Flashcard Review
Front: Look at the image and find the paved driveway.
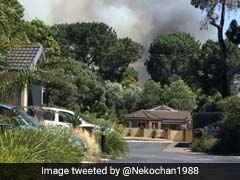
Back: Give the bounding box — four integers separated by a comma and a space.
110, 141, 240, 163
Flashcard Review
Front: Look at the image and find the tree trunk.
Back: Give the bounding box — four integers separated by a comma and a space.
217, 27, 230, 97
218, 0, 230, 97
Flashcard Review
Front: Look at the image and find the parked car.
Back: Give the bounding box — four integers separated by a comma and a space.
0, 103, 40, 129
0, 103, 87, 152
26, 106, 96, 129
193, 121, 223, 138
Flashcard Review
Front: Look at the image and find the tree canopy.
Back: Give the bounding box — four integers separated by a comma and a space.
146, 32, 200, 85
191, 0, 240, 97
140, 80, 163, 109
53, 23, 143, 81
194, 40, 240, 94
162, 80, 197, 110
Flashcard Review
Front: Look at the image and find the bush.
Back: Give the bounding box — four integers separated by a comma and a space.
95, 126, 128, 158
126, 128, 132, 137
0, 128, 83, 163
213, 96, 240, 154
191, 133, 217, 152
151, 129, 157, 138
71, 128, 101, 162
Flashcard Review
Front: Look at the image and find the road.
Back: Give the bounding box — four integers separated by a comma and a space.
109, 141, 240, 163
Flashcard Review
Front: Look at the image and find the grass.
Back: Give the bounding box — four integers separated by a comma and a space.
71, 128, 101, 162
95, 126, 128, 159
0, 128, 83, 163
191, 133, 217, 153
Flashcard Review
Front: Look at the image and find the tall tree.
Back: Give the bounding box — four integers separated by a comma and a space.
140, 80, 163, 109
54, 23, 143, 81
194, 40, 240, 94
146, 32, 200, 86
191, 0, 240, 97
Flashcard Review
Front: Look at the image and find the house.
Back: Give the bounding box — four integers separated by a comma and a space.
6, 45, 46, 107
123, 105, 193, 142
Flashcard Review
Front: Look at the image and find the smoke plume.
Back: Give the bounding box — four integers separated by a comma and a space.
49, 0, 216, 84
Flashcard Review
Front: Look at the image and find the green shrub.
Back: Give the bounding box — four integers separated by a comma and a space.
0, 128, 83, 163
213, 96, 240, 154
191, 133, 217, 152
151, 129, 157, 138
96, 126, 128, 158
127, 128, 132, 137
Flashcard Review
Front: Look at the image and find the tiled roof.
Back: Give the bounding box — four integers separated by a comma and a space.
124, 106, 192, 121
7, 45, 46, 70
124, 110, 160, 119
150, 105, 178, 112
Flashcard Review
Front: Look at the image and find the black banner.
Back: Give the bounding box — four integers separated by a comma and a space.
0, 163, 239, 180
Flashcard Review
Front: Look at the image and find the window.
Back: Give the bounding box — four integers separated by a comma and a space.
43, 110, 55, 121
59, 112, 73, 123
137, 121, 146, 128
152, 122, 158, 129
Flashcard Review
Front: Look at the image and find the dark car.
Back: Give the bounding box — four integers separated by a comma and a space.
0, 103, 40, 130
194, 121, 223, 138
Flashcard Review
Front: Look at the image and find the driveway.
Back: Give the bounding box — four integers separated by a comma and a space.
109, 141, 240, 163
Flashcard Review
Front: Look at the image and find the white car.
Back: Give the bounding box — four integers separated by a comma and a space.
26, 107, 95, 128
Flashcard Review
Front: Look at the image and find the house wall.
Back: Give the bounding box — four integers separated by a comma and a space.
20, 85, 28, 107
170, 130, 185, 142
124, 118, 193, 142
124, 128, 165, 138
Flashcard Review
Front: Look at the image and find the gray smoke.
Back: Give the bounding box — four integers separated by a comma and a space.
49, 0, 216, 84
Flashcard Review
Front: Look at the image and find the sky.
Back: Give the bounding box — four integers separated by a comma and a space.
18, 0, 240, 84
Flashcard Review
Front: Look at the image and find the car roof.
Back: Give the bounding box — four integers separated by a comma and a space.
41, 107, 74, 114
0, 103, 15, 109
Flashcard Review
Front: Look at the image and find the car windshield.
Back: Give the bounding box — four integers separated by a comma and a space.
15, 108, 40, 127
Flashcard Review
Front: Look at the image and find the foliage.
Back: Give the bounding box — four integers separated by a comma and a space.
123, 67, 139, 81
0, 128, 83, 163
81, 112, 113, 129
95, 127, 128, 158
0, 0, 24, 37
104, 81, 142, 118
162, 80, 197, 110
24, 19, 60, 57
146, 32, 200, 86
151, 129, 157, 138
140, 80, 162, 109
121, 75, 139, 88
126, 128, 132, 137
193, 40, 240, 95
213, 96, 240, 154
54, 23, 143, 81
191, 0, 240, 97
0, 71, 32, 102
71, 128, 101, 162
33, 58, 107, 115
194, 90, 223, 112
191, 132, 217, 152
226, 19, 240, 45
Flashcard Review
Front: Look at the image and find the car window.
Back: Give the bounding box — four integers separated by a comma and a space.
59, 112, 73, 123
43, 110, 55, 121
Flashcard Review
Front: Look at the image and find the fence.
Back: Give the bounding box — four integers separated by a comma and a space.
192, 112, 223, 129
